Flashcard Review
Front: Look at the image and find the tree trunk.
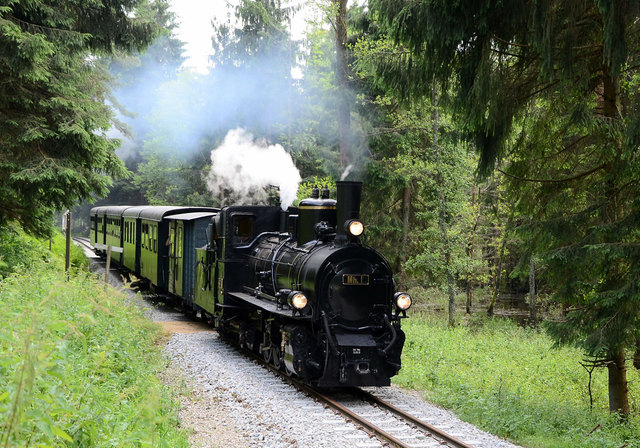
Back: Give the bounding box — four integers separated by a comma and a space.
431, 85, 456, 326
447, 268, 456, 327
333, 0, 351, 168
607, 349, 630, 418
529, 254, 536, 326
487, 237, 505, 317
600, 65, 629, 417
487, 212, 512, 317
634, 338, 640, 371
465, 185, 477, 314
399, 184, 411, 282
401, 185, 411, 252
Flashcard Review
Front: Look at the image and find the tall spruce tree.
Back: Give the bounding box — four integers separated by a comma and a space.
370, 0, 640, 416
0, 0, 159, 236
211, 0, 297, 140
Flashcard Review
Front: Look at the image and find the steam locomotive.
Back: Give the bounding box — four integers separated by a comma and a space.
90, 182, 411, 387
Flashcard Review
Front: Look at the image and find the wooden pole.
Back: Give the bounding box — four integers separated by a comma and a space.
65, 210, 71, 280
105, 245, 112, 287
529, 254, 537, 326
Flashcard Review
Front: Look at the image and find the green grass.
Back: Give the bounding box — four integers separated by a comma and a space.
395, 312, 640, 448
0, 228, 189, 447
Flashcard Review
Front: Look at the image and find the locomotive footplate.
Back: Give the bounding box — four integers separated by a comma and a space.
228, 291, 310, 319
317, 331, 393, 388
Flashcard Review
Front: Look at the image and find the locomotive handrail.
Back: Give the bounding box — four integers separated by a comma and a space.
382, 315, 398, 355
232, 231, 286, 250
321, 311, 340, 355
271, 236, 293, 293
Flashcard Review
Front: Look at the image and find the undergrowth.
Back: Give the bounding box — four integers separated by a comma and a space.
395, 312, 640, 447
0, 228, 188, 447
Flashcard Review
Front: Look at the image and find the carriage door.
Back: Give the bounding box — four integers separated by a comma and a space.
174, 222, 184, 297
168, 222, 177, 295
168, 221, 184, 296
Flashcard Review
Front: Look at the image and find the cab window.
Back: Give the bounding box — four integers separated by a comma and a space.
232, 215, 255, 246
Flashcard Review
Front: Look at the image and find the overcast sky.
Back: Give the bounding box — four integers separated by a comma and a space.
169, 0, 317, 72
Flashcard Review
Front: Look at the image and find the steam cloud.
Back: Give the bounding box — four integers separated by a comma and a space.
206, 128, 301, 209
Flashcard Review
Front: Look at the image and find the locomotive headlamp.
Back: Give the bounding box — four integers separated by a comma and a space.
394, 292, 412, 311
345, 219, 364, 237
289, 291, 308, 310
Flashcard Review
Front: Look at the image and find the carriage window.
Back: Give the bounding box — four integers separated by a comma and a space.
142, 223, 149, 250
153, 225, 157, 253
232, 215, 255, 246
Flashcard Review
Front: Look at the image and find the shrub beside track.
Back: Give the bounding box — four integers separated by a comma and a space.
0, 230, 189, 447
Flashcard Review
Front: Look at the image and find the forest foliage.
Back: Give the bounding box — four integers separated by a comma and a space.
0, 0, 162, 236
2, 0, 640, 428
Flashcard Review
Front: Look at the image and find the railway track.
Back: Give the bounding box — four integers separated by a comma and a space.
72, 236, 94, 252
82, 244, 479, 447
250, 351, 477, 448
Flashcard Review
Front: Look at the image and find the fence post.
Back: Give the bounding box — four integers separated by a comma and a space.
104, 245, 112, 287
65, 210, 71, 280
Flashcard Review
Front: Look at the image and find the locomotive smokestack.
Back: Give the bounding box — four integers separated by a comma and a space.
336, 181, 362, 242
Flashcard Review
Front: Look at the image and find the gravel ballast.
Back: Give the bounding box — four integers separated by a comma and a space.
84, 248, 523, 448
164, 330, 523, 448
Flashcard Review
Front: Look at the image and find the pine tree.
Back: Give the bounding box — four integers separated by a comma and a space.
371, 0, 640, 416
0, 0, 159, 236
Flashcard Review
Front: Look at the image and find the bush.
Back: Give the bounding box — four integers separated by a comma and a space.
0, 224, 88, 279
0, 223, 40, 279
0, 230, 188, 447
395, 312, 640, 448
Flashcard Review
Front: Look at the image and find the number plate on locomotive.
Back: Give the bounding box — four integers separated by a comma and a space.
342, 274, 370, 286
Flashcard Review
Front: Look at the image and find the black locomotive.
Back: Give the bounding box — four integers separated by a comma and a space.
90, 181, 411, 387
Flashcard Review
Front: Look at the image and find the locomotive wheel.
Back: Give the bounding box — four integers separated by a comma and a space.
238, 332, 247, 350
262, 345, 272, 363
271, 346, 282, 369
284, 359, 295, 377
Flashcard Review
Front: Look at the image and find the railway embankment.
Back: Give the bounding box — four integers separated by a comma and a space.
0, 228, 190, 447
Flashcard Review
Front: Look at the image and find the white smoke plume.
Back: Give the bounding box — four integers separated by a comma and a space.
206, 128, 301, 209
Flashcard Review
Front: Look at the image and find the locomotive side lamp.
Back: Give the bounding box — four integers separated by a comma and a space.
394, 292, 412, 317
288, 291, 308, 310
345, 219, 364, 237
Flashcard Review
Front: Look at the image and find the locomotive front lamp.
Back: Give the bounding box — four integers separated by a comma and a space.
289, 291, 308, 310
345, 219, 364, 237
394, 292, 412, 313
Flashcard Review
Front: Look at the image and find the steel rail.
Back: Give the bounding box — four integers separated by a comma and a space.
72, 237, 94, 251
296, 382, 414, 448
354, 388, 477, 448
249, 349, 475, 448
257, 361, 412, 448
